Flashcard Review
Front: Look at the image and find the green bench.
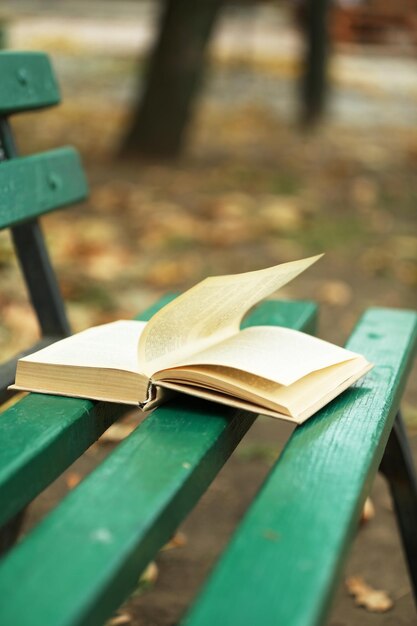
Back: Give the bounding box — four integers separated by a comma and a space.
0, 51, 416, 626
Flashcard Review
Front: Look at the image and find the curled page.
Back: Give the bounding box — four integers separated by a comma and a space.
138, 254, 323, 376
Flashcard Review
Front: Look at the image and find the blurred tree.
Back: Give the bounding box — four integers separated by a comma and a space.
296, 0, 331, 126
120, 0, 223, 159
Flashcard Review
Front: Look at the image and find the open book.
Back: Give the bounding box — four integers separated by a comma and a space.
12, 255, 372, 424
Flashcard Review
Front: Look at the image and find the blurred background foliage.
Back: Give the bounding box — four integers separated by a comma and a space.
0, 0, 416, 392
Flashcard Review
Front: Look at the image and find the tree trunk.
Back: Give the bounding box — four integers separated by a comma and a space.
120, 0, 224, 159
299, 0, 331, 127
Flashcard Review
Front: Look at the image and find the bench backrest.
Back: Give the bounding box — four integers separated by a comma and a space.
0, 51, 88, 401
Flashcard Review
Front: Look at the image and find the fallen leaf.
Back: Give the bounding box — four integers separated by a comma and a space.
259, 197, 303, 233
106, 613, 132, 626
144, 256, 202, 288
2, 303, 39, 343
134, 561, 159, 595
85, 249, 132, 281
162, 531, 187, 551
360, 497, 375, 525
210, 193, 253, 219
318, 280, 352, 306
206, 217, 257, 246
65, 472, 82, 490
351, 176, 378, 209
346, 576, 393, 612
100, 422, 136, 443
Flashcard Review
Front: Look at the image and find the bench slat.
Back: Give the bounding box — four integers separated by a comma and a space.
0, 294, 172, 528
0, 298, 315, 530
0, 147, 88, 229
183, 308, 417, 626
0, 300, 317, 626
0, 52, 60, 114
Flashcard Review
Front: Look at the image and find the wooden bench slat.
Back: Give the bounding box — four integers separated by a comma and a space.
240, 299, 317, 335
183, 308, 417, 626
0, 300, 317, 626
0, 298, 315, 530
0, 396, 127, 530
0, 52, 60, 114
0, 295, 173, 528
0, 147, 88, 229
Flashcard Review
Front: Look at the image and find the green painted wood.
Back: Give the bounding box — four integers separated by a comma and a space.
0, 296, 171, 528
0, 51, 60, 114
241, 299, 317, 335
0, 396, 126, 529
0, 300, 317, 626
0, 292, 273, 526
0, 147, 88, 229
0, 298, 313, 530
183, 307, 417, 626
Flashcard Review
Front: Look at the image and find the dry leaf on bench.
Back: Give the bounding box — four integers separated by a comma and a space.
346, 576, 393, 612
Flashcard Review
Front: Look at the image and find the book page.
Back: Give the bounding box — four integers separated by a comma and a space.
154, 356, 369, 417
159, 325, 359, 386
138, 254, 323, 376
21, 320, 147, 373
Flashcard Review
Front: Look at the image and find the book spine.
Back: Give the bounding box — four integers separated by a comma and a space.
138, 379, 157, 411
138, 380, 176, 412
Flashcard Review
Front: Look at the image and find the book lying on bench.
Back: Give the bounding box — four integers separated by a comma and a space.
11, 255, 372, 423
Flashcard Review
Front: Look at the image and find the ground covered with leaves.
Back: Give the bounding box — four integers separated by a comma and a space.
2, 37, 417, 625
